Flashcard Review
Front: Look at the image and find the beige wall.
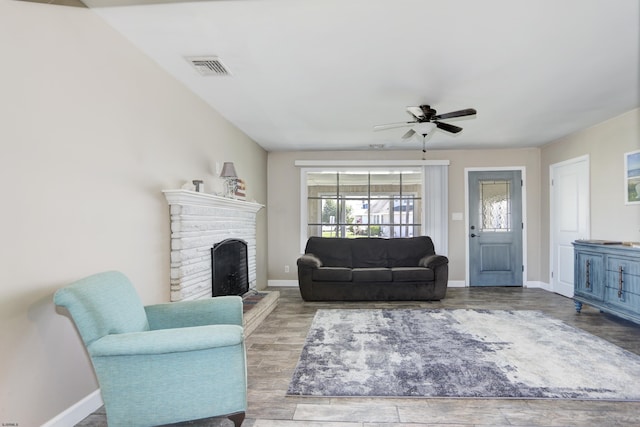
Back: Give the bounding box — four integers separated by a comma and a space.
268, 147, 542, 283
540, 108, 640, 280
0, 2, 267, 425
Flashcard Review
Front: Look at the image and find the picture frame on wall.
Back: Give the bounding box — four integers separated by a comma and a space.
625, 150, 640, 204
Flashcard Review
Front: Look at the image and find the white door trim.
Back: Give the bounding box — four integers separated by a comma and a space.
464, 166, 527, 287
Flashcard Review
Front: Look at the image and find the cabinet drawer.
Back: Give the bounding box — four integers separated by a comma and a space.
604, 285, 640, 311
607, 256, 640, 276
606, 270, 640, 295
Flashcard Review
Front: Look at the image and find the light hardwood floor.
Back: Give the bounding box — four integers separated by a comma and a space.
77, 286, 640, 427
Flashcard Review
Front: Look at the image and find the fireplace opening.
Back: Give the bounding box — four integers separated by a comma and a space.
211, 239, 249, 297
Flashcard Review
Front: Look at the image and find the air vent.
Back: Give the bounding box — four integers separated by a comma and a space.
185, 56, 231, 76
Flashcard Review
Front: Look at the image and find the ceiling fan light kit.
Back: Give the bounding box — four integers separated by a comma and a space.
413, 122, 437, 136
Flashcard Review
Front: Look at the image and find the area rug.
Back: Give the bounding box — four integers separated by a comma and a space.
287, 309, 640, 400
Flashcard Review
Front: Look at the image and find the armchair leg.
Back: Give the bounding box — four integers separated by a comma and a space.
227, 411, 245, 427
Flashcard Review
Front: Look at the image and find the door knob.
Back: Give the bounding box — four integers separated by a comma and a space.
470, 233, 477, 238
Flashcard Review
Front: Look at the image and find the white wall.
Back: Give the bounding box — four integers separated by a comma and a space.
540, 108, 640, 279
0, 2, 267, 425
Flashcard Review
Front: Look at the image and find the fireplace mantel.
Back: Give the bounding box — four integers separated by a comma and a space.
163, 189, 264, 301
163, 189, 263, 213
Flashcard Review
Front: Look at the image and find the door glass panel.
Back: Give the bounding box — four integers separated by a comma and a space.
479, 180, 511, 232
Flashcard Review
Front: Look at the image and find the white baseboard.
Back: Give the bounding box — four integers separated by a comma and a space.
42, 389, 103, 427
268, 279, 299, 287
447, 280, 467, 288
525, 280, 552, 291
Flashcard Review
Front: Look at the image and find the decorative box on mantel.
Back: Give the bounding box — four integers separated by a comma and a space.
163, 190, 264, 302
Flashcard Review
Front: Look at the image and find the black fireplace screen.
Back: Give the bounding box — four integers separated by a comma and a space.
211, 239, 249, 297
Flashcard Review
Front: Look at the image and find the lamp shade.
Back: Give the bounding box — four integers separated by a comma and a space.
220, 162, 238, 178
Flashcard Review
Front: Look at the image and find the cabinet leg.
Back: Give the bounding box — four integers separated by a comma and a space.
574, 300, 583, 313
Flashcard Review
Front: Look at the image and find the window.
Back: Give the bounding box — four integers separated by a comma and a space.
297, 160, 449, 255
306, 169, 422, 238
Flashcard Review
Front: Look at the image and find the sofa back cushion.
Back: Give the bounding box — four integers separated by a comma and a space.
305, 236, 436, 268
305, 237, 353, 267
351, 238, 389, 268
387, 236, 435, 267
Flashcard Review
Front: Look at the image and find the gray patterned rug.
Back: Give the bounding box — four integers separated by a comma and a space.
287, 309, 640, 400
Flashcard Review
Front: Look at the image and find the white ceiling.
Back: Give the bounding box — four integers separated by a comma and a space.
83, 0, 639, 152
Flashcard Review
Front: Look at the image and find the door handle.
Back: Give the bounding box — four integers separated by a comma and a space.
470, 233, 477, 238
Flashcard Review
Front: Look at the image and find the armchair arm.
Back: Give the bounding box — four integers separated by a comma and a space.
87, 324, 244, 357
419, 254, 449, 269
297, 253, 322, 268
144, 295, 243, 330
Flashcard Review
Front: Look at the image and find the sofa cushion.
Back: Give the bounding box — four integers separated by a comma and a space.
391, 267, 435, 282
352, 267, 392, 282
313, 267, 353, 282
351, 238, 388, 268
387, 236, 435, 267
305, 237, 352, 267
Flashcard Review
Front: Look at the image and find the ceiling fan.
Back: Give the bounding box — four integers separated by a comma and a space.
374, 105, 477, 140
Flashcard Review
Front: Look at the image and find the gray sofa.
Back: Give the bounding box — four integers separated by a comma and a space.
296, 236, 448, 301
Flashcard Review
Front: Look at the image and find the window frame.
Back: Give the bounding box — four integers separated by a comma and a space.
297, 160, 449, 255
305, 168, 423, 239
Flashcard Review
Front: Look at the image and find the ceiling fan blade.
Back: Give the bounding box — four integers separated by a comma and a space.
435, 121, 463, 134
373, 122, 415, 131
401, 129, 416, 139
434, 108, 477, 120
406, 106, 425, 120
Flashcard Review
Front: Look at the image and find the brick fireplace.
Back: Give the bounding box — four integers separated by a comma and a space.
163, 190, 263, 302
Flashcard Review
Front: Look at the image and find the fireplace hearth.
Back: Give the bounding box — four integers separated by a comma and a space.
211, 239, 249, 297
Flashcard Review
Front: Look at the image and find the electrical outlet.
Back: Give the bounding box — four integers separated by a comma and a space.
284, 265, 290, 273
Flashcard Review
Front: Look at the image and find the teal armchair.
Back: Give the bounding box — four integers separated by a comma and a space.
54, 271, 247, 427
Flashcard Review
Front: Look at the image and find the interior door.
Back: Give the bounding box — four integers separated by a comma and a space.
550, 157, 589, 298
468, 170, 523, 286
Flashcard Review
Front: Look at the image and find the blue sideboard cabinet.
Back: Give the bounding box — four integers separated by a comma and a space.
573, 240, 640, 325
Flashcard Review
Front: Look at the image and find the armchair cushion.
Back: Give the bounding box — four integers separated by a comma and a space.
88, 324, 244, 357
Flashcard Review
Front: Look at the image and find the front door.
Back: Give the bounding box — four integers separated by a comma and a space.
468, 170, 523, 286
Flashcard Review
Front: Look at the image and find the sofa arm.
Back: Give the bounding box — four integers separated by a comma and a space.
144, 296, 243, 330
419, 254, 449, 269
297, 253, 323, 268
